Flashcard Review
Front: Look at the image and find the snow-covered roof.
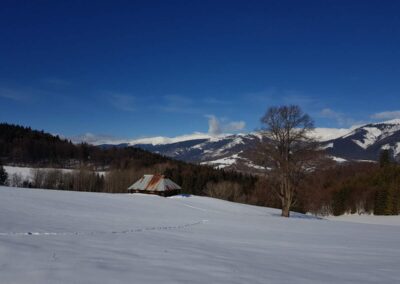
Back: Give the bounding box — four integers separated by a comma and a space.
128, 175, 181, 192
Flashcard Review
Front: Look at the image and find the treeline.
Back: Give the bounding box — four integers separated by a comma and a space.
7, 168, 105, 192
0, 123, 169, 168
4, 163, 257, 197
297, 157, 400, 215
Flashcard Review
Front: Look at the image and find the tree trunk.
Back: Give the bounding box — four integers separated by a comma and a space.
281, 199, 291, 217
280, 178, 291, 217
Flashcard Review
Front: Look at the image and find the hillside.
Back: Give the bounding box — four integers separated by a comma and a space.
322, 119, 400, 161
1, 186, 399, 283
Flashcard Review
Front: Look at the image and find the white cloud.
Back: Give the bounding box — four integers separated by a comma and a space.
206, 115, 246, 135
206, 115, 223, 135
370, 110, 400, 120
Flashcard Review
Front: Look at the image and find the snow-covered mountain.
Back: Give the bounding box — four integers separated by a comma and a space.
322, 119, 400, 162
100, 120, 400, 170
132, 133, 267, 171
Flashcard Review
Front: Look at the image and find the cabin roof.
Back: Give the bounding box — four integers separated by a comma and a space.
128, 174, 181, 192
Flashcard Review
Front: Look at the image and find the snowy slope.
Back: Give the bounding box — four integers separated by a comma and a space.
1, 186, 400, 283
323, 120, 400, 161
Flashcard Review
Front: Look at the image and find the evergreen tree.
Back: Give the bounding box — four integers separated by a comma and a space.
0, 164, 8, 186
332, 187, 349, 216
374, 189, 388, 215
379, 149, 391, 168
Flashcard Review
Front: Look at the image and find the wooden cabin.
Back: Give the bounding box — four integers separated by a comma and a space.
127, 174, 181, 197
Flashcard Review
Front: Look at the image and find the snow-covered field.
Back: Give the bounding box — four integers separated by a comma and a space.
327, 214, 400, 226
4, 166, 106, 182
1, 186, 400, 283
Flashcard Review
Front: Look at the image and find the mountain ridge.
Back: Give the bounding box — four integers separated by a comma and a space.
98, 120, 400, 171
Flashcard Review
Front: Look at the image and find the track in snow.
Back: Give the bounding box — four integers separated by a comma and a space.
0, 220, 208, 237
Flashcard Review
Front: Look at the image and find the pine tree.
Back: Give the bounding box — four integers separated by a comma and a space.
332, 187, 349, 216
374, 189, 388, 215
0, 164, 8, 186
379, 149, 391, 168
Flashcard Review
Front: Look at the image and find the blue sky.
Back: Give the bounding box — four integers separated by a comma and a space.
1, 0, 399, 139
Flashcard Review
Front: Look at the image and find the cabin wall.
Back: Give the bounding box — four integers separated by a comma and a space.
128, 189, 178, 197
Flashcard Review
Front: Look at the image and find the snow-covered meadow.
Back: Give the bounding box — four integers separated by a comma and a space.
4, 166, 106, 182
1, 186, 399, 283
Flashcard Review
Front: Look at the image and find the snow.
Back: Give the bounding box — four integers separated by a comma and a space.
245, 161, 266, 170
191, 143, 204, 150
327, 214, 400, 226
128, 133, 228, 146
330, 156, 347, 163
382, 118, 400, 125
1, 186, 400, 283
4, 166, 75, 181
224, 136, 245, 148
249, 131, 264, 140
378, 142, 400, 157
310, 128, 352, 141
202, 153, 266, 170
73, 132, 231, 146
356, 160, 377, 163
320, 142, 333, 150
395, 142, 400, 156
352, 127, 383, 149
70, 133, 130, 146
4, 166, 105, 182
209, 137, 245, 157
72, 120, 400, 148
201, 154, 239, 169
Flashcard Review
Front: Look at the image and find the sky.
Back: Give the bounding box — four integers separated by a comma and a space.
1, 0, 400, 141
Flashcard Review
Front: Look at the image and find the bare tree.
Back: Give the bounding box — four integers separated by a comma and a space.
204, 181, 245, 202
10, 173, 23, 187
260, 105, 320, 217
31, 169, 46, 188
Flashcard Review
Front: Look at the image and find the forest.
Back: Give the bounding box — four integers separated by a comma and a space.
1, 123, 399, 215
